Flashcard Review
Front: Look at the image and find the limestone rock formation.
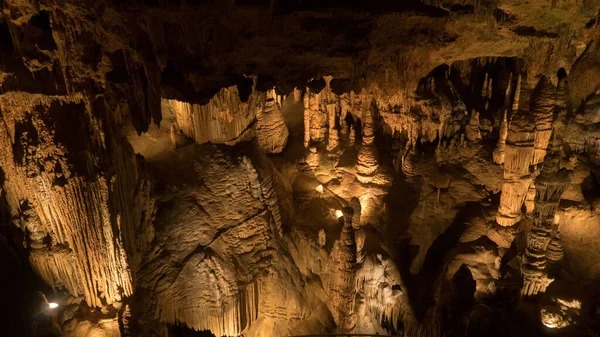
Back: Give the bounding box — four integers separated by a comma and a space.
356, 100, 379, 182
2, 1, 600, 336
165, 85, 261, 145
255, 89, 289, 153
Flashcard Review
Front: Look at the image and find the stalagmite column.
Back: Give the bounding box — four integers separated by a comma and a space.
466, 109, 482, 141
326, 103, 340, 151
493, 110, 509, 164
521, 141, 571, 296
545, 231, 564, 277
340, 96, 350, 137
333, 206, 357, 333
356, 103, 379, 182
303, 90, 311, 148
340, 112, 348, 137
255, 90, 289, 153
531, 76, 556, 165
294, 87, 303, 103
496, 78, 535, 227
524, 183, 536, 214
318, 229, 327, 247
349, 127, 356, 146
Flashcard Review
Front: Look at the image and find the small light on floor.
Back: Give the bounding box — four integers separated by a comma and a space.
335, 210, 343, 218
315, 185, 324, 193
48, 302, 58, 309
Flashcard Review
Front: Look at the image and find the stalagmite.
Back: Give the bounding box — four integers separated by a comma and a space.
294, 87, 303, 103
493, 110, 509, 164
521, 141, 571, 296
340, 112, 349, 137
332, 207, 357, 333
318, 229, 327, 247
356, 103, 379, 182
255, 89, 289, 153
466, 110, 481, 141
349, 127, 356, 146
326, 103, 339, 151
402, 147, 433, 179
304, 91, 311, 148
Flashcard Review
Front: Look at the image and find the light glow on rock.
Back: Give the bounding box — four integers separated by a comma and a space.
335, 210, 343, 218
315, 184, 324, 193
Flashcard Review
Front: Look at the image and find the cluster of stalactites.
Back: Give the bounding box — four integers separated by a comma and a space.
166, 85, 260, 145
160, 281, 260, 337
303, 79, 346, 150
496, 74, 562, 228
493, 73, 519, 164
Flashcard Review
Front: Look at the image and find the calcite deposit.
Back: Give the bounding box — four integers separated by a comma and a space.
2, 1, 600, 337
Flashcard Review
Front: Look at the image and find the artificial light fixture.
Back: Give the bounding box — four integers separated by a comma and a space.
48, 302, 59, 309
315, 184, 324, 193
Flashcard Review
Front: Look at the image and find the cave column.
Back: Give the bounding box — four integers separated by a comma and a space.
355, 100, 379, 182
333, 206, 357, 333
303, 89, 311, 148
326, 101, 340, 151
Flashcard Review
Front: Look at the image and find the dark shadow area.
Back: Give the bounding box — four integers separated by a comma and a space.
170, 323, 217, 337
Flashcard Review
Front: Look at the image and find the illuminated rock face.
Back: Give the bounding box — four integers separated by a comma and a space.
0, 94, 153, 308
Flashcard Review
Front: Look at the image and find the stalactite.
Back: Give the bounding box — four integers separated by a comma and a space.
503, 72, 513, 108
166, 85, 262, 145
511, 74, 522, 114
481, 73, 489, 99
